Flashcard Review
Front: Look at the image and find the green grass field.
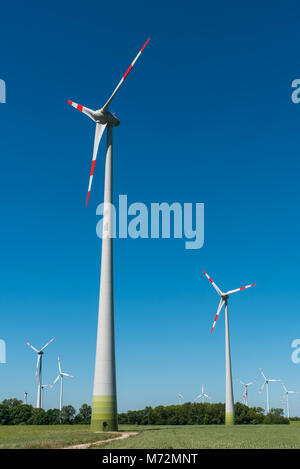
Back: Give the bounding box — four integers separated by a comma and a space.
94, 424, 300, 449
0, 425, 118, 449
1, 424, 300, 449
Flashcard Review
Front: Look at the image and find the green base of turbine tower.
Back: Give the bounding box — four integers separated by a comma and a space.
225, 411, 234, 425
91, 395, 118, 431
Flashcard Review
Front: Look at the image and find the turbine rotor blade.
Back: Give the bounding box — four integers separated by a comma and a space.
226, 283, 256, 295
259, 382, 266, 394
259, 368, 267, 380
58, 355, 61, 374
51, 375, 60, 388
26, 341, 39, 353
210, 298, 225, 334
86, 123, 107, 206
67, 101, 95, 121
61, 373, 74, 378
236, 378, 246, 385
40, 336, 55, 352
246, 380, 257, 386
203, 270, 222, 296
102, 38, 150, 111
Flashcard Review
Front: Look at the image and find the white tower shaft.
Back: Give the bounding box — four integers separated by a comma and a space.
225, 301, 234, 424
91, 125, 118, 431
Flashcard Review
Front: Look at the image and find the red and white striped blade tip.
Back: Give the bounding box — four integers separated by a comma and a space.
86, 191, 90, 207
67, 100, 84, 112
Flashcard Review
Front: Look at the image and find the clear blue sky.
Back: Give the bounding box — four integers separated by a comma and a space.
0, 0, 300, 415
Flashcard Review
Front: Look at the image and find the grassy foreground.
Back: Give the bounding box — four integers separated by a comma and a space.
1, 424, 300, 449
0, 425, 118, 449
93, 424, 300, 449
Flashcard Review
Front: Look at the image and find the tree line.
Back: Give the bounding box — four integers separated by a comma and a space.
0, 399, 91, 425
118, 402, 290, 425
0, 399, 290, 425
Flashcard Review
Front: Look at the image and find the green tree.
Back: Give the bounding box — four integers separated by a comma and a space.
9, 404, 33, 425
61, 405, 76, 424
28, 408, 48, 425
46, 408, 61, 425
1, 398, 23, 408
74, 404, 92, 424
0, 404, 10, 424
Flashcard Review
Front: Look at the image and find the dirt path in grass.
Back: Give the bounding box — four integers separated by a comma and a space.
64, 432, 138, 449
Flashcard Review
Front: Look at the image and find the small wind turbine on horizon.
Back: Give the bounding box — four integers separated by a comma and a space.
40, 384, 51, 409
258, 368, 280, 413
178, 393, 184, 405
194, 384, 211, 403
51, 355, 74, 411
26, 337, 55, 408
236, 378, 257, 407
281, 382, 298, 419
203, 270, 256, 425
24, 391, 28, 405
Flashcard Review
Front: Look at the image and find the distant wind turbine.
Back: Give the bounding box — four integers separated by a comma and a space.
259, 368, 280, 413
194, 384, 211, 402
51, 355, 74, 411
281, 382, 298, 419
203, 270, 256, 425
236, 378, 257, 406
25, 337, 55, 408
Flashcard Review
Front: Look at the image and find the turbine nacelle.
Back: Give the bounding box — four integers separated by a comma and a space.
93, 109, 120, 127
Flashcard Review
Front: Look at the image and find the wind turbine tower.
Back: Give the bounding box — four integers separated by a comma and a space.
67, 38, 150, 431
203, 270, 256, 425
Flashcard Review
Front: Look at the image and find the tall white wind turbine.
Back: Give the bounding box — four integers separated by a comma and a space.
194, 384, 211, 403
258, 368, 280, 413
67, 38, 150, 431
51, 355, 74, 411
203, 270, 256, 425
25, 337, 55, 408
281, 382, 298, 419
236, 378, 256, 406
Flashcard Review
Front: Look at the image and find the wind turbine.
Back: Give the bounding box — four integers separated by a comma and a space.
25, 337, 55, 408
40, 384, 51, 409
51, 355, 74, 411
178, 393, 184, 405
258, 368, 280, 413
281, 382, 298, 419
203, 270, 256, 425
236, 378, 256, 406
67, 38, 150, 431
194, 384, 211, 403
24, 391, 28, 405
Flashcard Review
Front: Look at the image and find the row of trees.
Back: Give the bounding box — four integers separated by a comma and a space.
0, 399, 91, 425
0, 399, 290, 425
118, 402, 290, 425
